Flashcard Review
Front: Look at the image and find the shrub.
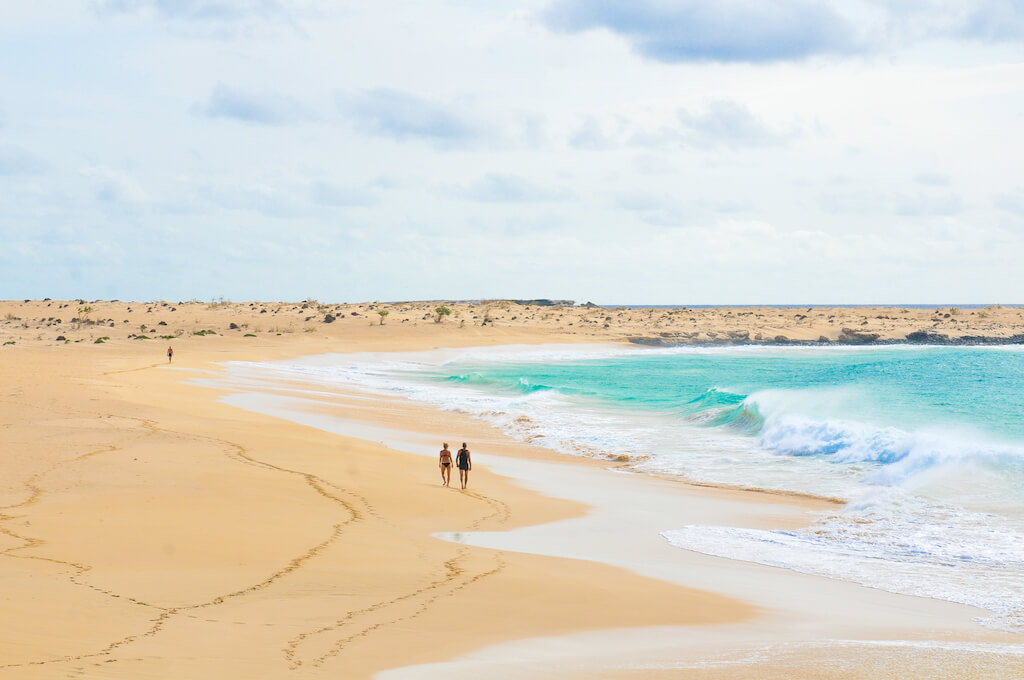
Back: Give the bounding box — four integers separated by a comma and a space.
435, 305, 451, 323
377, 309, 389, 325
244, 333, 256, 337
94, 337, 110, 344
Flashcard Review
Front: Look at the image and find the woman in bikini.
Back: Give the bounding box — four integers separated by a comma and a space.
457, 443, 472, 489
439, 443, 453, 486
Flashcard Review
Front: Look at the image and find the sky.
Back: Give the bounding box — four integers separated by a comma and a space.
2, 0, 1023, 304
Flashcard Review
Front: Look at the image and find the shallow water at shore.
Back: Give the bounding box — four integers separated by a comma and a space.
228, 344, 1024, 634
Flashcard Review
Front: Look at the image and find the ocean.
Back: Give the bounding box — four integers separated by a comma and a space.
232, 344, 1024, 634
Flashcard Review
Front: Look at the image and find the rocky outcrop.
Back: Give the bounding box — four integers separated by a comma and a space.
904, 331, 1024, 345
513, 299, 575, 307
837, 327, 881, 344
628, 329, 1024, 347
905, 330, 951, 344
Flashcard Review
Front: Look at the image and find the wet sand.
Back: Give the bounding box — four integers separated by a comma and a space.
1, 299, 1022, 678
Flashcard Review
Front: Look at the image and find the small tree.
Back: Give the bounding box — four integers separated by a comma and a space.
434, 305, 451, 323
76, 306, 93, 328
377, 309, 389, 325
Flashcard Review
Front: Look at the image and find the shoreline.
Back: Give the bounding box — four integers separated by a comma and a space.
207, 345, 1024, 678
2, 302, 1023, 678
1, 334, 757, 678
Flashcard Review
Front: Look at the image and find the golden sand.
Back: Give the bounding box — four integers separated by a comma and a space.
1, 299, 1021, 678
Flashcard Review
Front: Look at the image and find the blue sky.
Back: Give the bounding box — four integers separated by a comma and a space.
2, 1, 1023, 303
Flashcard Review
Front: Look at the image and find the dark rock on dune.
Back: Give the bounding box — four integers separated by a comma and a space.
324, 313, 336, 323
229, 322, 239, 330
838, 327, 880, 344
627, 335, 681, 346
905, 330, 951, 344
55, 335, 65, 341
514, 299, 574, 307
630, 327, 1024, 348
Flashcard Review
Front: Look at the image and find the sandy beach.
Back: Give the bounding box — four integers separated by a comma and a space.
2, 299, 1023, 678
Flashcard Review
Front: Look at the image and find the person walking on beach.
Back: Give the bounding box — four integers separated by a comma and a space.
439, 442, 453, 486
167, 346, 173, 364
457, 442, 472, 489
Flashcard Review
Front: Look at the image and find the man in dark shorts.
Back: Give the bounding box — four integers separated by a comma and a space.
439, 443, 452, 487
457, 442, 472, 489
167, 346, 173, 363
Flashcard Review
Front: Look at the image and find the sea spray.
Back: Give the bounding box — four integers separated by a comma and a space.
227, 344, 1024, 632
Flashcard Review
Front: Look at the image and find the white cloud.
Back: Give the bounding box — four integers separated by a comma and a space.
3, 1, 1024, 303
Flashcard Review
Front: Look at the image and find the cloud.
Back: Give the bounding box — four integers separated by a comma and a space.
569, 117, 613, 150
80, 165, 149, 203
915, 172, 950, 186
543, 0, 860, 63
94, 0, 293, 22
450, 174, 567, 203
198, 83, 314, 125
616, 192, 688, 227
954, 0, 1024, 42
310, 181, 378, 207
0, 145, 46, 175
677, 100, 797, 148
893, 193, 962, 217
339, 89, 477, 144
995, 189, 1024, 216
820, 188, 962, 217
626, 100, 797, 150
201, 183, 299, 217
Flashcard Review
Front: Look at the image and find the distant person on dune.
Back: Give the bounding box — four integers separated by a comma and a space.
167, 346, 173, 363
457, 442, 472, 489
439, 442, 452, 486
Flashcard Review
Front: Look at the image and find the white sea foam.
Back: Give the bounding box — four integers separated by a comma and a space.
224, 345, 1024, 634
664, 491, 1024, 633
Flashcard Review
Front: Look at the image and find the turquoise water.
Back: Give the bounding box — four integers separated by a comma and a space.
240, 344, 1024, 632
429, 347, 1024, 496
401, 346, 1024, 631
442, 347, 1024, 441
